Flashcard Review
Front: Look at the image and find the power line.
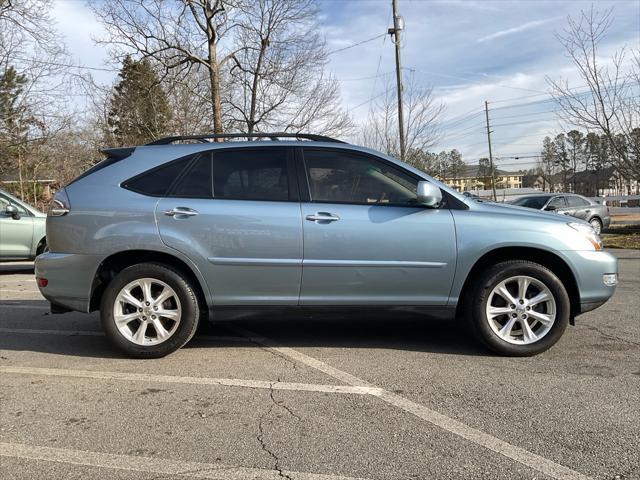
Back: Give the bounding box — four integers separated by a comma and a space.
327, 33, 386, 55
336, 71, 395, 82
489, 74, 637, 104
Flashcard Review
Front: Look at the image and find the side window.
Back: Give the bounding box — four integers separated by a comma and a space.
548, 196, 566, 209
212, 148, 290, 201
170, 154, 212, 198
123, 156, 192, 197
567, 196, 589, 207
303, 149, 418, 205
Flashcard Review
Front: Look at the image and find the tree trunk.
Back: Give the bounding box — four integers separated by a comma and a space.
206, 23, 223, 137
208, 50, 223, 135
247, 40, 268, 135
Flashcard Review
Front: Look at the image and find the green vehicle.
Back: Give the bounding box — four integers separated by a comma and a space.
0, 188, 47, 261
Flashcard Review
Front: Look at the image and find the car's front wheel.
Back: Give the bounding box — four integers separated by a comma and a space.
100, 263, 200, 358
466, 260, 570, 356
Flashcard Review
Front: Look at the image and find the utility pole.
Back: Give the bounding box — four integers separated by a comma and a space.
484, 100, 497, 201
389, 0, 405, 162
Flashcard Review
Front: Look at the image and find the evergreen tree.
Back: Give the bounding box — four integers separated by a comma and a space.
107, 56, 171, 146
554, 134, 569, 190
539, 136, 557, 192
447, 149, 465, 179
566, 130, 585, 192
0, 66, 30, 174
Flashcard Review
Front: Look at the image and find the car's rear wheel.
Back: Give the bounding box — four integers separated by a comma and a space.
100, 263, 200, 358
466, 260, 570, 356
589, 217, 602, 235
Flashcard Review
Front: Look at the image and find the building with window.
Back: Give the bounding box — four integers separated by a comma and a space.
441, 165, 523, 193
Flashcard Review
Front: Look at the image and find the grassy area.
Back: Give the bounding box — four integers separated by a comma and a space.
601, 223, 640, 249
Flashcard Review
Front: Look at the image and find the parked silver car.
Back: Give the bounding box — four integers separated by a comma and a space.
509, 193, 610, 234
35, 133, 618, 358
0, 188, 47, 261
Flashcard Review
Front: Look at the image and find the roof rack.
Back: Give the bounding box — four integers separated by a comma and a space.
145, 132, 345, 146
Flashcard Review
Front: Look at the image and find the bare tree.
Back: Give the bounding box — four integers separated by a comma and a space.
0, 0, 78, 200
225, 0, 352, 136
547, 7, 640, 180
361, 74, 444, 167
91, 0, 242, 135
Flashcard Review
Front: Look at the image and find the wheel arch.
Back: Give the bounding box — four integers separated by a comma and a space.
89, 249, 209, 315
456, 246, 580, 320
35, 236, 47, 255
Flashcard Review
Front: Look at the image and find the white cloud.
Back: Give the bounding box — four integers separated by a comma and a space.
477, 17, 562, 43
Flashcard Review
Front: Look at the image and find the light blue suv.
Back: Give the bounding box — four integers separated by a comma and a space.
35, 133, 618, 358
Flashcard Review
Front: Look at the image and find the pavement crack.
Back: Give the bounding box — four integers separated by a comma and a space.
256, 379, 294, 480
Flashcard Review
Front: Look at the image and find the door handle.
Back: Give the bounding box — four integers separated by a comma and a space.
163, 207, 199, 217
306, 212, 340, 223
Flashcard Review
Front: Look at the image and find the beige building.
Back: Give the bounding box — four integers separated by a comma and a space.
441, 165, 523, 192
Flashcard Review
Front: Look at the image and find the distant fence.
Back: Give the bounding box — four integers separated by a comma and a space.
588, 195, 640, 208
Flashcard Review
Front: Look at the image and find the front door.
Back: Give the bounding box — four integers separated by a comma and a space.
0, 193, 34, 259
298, 148, 457, 305
156, 147, 302, 305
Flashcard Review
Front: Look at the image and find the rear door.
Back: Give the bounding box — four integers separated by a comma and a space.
0, 193, 34, 259
297, 147, 457, 305
155, 147, 303, 305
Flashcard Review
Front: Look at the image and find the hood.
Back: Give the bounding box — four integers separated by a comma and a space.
469, 199, 587, 225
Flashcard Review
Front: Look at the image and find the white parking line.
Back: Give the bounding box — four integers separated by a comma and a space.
0, 289, 41, 293
0, 366, 381, 396
0, 442, 369, 480
230, 327, 591, 480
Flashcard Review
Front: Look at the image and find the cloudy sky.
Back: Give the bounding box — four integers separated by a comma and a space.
51, 0, 639, 170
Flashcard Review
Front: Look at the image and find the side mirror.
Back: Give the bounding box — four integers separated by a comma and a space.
5, 204, 20, 220
416, 181, 442, 207
544, 205, 556, 211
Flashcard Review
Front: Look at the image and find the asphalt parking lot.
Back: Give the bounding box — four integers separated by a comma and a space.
1, 250, 638, 480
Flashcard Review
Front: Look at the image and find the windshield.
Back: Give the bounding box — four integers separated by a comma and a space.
510, 196, 550, 209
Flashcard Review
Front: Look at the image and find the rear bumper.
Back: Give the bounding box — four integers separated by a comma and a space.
35, 252, 103, 313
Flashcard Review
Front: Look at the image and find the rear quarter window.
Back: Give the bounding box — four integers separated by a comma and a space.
122, 156, 192, 196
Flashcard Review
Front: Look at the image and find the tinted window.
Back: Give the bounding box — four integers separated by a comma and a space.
212, 148, 290, 201
548, 196, 566, 208
171, 154, 212, 198
567, 195, 590, 207
511, 196, 550, 209
124, 157, 191, 196
303, 149, 418, 205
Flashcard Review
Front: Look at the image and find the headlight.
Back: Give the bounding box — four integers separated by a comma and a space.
567, 222, 602, 251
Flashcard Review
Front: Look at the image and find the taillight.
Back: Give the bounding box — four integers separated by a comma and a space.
49, 188, 70, 216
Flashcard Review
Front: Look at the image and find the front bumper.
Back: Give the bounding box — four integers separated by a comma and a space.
560, 250, 618, 315
35, 252, 103, 313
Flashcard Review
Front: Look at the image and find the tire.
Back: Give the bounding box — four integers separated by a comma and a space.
589, 217, 602, 235
36, 238, 48, 256
100, 263, 200, 358
465, 260, 570, 356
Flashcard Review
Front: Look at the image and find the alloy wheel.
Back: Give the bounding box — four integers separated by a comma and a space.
113, 278, 182, 346
485, 275, 556, 345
